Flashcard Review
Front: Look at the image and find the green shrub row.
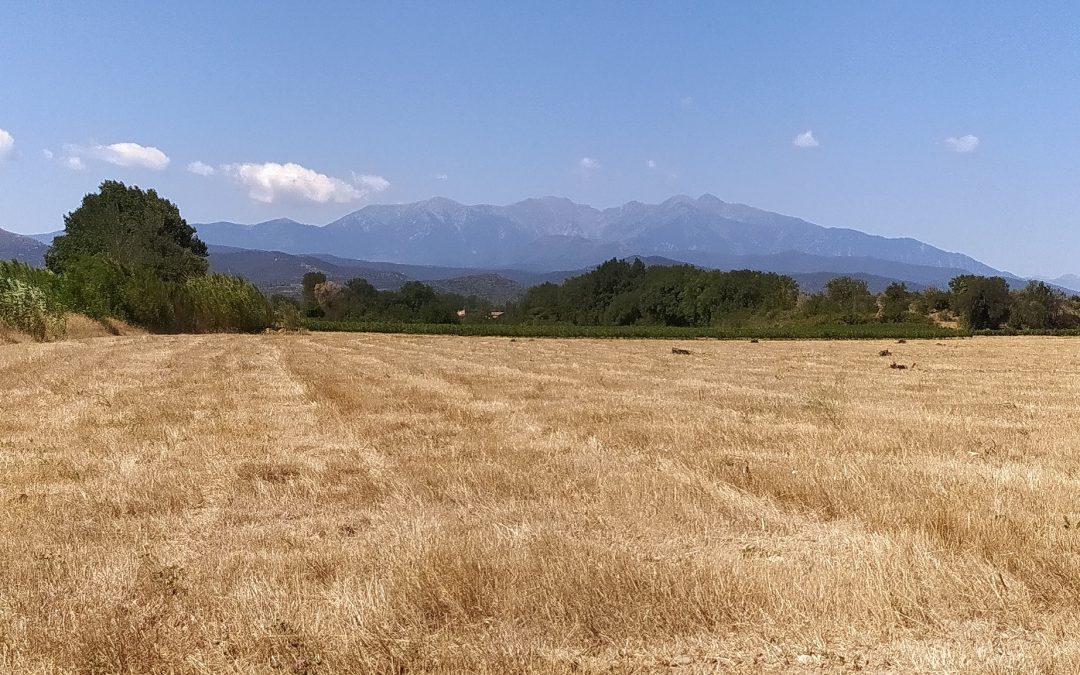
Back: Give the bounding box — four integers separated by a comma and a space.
303, 319, 969, 340
0, 256, 272, 337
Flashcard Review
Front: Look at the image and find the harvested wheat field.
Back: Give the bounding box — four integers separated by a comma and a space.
3, 333, 1080, 673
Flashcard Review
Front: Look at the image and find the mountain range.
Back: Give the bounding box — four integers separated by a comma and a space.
0, 229, 48, 266
7, 194, 1078, 299
1037, 273, 1080, 294
189, 194, 1053, 295
194, 194, 1004, 274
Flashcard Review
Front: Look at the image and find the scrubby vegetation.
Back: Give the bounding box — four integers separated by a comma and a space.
0, 257, 270, 339
173, 275, 273, 333
0, 181, 270, 340
302, 257, 1080, 337
304, 318, 966, 339
0, 264, 66, 340
288, 271, 495, 324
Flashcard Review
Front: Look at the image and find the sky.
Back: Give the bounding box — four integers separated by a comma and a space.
2, 2, 1080, 276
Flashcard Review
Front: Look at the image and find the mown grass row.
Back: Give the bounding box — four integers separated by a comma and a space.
304, 319, 970, 340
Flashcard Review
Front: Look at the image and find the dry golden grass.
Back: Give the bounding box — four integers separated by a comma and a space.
61, 315, 145, 341
2, 333, 1080, 672
0, 315, 144, 345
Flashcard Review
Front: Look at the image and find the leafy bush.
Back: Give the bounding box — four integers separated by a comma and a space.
1009, 281, 1066, 329
60, 254, 128, 319
0, 276, 66, 340
271, 295, 305, 330
120, 267, 175, 330
0, 260, 68, 298
174, 275, 272, 333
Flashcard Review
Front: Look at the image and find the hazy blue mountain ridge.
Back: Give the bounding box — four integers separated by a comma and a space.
193, 194, 1003, 276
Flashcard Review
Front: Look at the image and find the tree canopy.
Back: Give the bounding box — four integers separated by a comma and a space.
879, 282, 911, 323
46, 180, 208, 282
949, 275, 1011, 329
508, 259, 799, 326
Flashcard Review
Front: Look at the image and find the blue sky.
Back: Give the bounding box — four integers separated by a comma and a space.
2, 1, 1079, 276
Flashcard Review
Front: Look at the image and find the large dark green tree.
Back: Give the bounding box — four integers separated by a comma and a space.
949, 275, 1011, 329
46, 181, 208, 282
1010, 280, 1062, 329
879, 282, 911, 323
301, 271, 328, 317
825, 277, 874, 315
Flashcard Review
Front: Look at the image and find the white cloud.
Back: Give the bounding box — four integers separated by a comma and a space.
42, 149, 54, 160
0, 129, 13, 159
187, 160, 216, 176
98, 142, 170, 170
63, 156, 85, 171
793, 130, 819, 148
351, 172, 390, 193
222, 161, 388, 204
646, 158, 679, 181
680, 96, 694, 106
577, 156, 601, 179
434, 173, 449, 181
65, 141, 171, 170
945, 134, 979, 153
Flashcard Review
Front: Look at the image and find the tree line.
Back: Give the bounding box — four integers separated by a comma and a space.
274, 272, 495, 325
295, 256, 1080, 331
500, 259, 1079, 330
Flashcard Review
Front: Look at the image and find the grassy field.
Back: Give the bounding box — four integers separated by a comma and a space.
2, 333, 1079, 672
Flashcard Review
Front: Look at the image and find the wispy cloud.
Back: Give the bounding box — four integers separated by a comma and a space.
187, 160, 216, 176
434, 173, 449, 181
792, 130, 819, 148
680, 96, 694, 106
221, 161, 389, 204
0, 129, 13, 159
42, 149, 54, 160
578, 157, 601, 177
945, 134, 979, 153
63, 156, 85, 171
65, 141, 171, 170
646, 158, 679, 181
